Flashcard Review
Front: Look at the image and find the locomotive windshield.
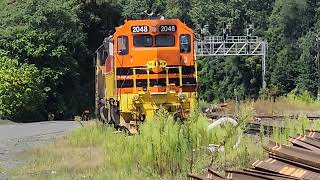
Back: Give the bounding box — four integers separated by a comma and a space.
133, 34, 175, 47
155, 35, 175, 47
133, 35, 153, 47
118, 36, 129, 55
180, 34, 191, 53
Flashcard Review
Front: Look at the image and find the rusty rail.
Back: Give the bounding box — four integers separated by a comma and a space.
188, 131, 320, 180
206, 113, 320, 120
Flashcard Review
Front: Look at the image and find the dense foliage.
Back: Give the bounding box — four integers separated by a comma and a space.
0, 0, 122, 120
0, 0, 319, 120
0, 56, 45, 120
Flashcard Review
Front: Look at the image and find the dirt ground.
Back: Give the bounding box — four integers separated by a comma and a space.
0, 121, 79, 179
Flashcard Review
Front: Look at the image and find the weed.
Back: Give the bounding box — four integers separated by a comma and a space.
206, 105, 266, 174
0, 166, 5, 173
311, 120, 320, 130
198, 99, 212, 110
287, 89, 315, 105
223, 92, 320, 117
11, 107, 266, 179
0, 120, 14, 125
98, 109, 213, 178
270, 115, 320, 144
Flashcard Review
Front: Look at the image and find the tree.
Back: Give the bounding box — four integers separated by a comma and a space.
0, 56, 45, 121
0, 0, 87, 118
267, 0, 319, 95
192, 0, 274, 101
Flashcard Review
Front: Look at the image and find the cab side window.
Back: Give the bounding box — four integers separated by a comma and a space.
180, 34, 191, 53
118, 36, 128, 55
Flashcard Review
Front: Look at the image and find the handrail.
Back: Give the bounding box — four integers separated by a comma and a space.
132, 66, 182, 93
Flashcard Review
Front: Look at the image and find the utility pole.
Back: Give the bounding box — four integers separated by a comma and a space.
317, 36, 320, 101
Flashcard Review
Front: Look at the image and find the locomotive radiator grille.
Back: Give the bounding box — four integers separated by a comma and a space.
115, 66, 196, 94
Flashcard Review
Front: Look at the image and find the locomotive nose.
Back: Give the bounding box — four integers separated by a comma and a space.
138, 48, 166, 73
151, 57, 166, 73
133, 47, 179, 70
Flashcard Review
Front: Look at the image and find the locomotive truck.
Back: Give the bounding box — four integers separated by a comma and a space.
95, 17, 197, 133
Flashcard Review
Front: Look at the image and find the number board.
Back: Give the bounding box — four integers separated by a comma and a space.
159, 25, 177, 32
131, 26, 149, 33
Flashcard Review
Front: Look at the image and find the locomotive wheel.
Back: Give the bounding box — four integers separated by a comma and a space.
110, 105, 120, 126
99, 106, 111, 124
174, 113, 184, 123
116, 126, 131, 135
174, 106, 185, 123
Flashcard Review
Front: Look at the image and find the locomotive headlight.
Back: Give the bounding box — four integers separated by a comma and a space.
178, 93, 187, 101
133, 94, 139, 102
184, 57, 188, 64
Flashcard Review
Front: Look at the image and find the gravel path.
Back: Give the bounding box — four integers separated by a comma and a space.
0, 121, 79, 179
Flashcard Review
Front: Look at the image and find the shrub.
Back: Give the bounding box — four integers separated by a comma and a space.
0, 56, 45, 120
287, 89, 315, 105
271, 115, 320, 144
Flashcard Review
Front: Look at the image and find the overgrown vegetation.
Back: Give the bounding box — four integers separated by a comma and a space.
0, 57, 45, 120
12, 107, 266, 179
11, 99, 320, 179
222, 90, 320, 116
0, 120, 15, 126
0, 166, 5, 173
269, 115, 320, 144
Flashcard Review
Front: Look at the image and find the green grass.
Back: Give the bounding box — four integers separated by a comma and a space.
0, 120, 14, 126
269, 115, 320, 144
0, 166, 5, 173
10, 107, 266, 179
223, 91, 320, 116
8, 92, 320, 179
206, 105, 267, 174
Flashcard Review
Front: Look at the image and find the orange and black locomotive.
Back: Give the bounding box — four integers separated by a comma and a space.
95, 17, 197, 133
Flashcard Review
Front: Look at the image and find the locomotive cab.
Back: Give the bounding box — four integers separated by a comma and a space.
96, 19, 197, 133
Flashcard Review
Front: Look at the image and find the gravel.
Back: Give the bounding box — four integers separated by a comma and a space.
0, 121, 79, 180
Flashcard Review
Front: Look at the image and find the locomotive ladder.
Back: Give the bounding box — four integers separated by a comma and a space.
195, 35, 268, 89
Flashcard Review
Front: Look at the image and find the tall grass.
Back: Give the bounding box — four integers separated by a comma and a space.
66, 106, 264, 178
65, 111, 202, 178
0, 166, 5, 173
287, 89, 316, 105
270, 115, 320, 144
86, 109, 213, 179
206, 105, 266, 172
223, 91, 320, 116
12, 106, 266, 179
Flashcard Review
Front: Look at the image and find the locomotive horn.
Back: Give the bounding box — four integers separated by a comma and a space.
146, 10, 154, 17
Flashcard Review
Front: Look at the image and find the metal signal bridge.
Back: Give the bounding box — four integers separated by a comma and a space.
195, 25, 268, 88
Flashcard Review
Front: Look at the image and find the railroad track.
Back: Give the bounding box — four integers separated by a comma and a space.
206, 113, 320, 120
188, 130, 320, 180
206, 113, 320, 135
246, 121, 287, 135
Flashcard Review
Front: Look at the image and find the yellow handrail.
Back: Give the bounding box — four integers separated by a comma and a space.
179, 66, 182, 92
133, 68, 137, 93
166, 68, 169, 92
131, 66, 182, 93
147, 69, 150, 91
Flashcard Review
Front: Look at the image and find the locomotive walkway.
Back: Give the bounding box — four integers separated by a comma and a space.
0, 121, 78, 179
